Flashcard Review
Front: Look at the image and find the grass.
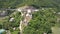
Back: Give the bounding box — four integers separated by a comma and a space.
11, 30, 19, 34
11, 28, 20, 34
51, 26, 60, 34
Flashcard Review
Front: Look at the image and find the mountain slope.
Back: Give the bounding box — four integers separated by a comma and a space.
0, 0, 60, 8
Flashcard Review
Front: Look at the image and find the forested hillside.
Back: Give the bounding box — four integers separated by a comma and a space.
0, 0, 60, 34
0, 0, 60, 8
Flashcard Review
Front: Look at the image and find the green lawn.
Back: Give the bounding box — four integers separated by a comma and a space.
51, 26, 60, 34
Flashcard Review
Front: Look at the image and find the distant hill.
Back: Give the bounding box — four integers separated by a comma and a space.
0, 0, 60, 8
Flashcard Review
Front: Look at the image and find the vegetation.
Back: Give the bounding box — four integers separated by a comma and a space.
23, 8, 57, 34
0, 0, 60, 34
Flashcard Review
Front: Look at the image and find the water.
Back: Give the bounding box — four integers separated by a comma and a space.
0, 29, 5, 34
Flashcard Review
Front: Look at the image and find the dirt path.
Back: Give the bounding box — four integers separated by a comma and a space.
19, 11, 32, 34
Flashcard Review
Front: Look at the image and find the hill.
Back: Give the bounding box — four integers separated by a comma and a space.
0, 0, 60, 8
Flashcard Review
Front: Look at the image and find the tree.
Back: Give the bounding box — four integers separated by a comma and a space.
23, 8, 57, 34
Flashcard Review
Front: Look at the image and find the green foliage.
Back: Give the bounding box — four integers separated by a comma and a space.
0, 24, 2, 29
11, 28, 20, 34
0, 0, 60, 34
0, 12, 21, 30
0, 0, 23, 8
0, 0, 60, 8
23, 8, 57, 34
10, 12, 21, 27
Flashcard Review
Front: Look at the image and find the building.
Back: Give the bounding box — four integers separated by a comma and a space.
17, 5, 39, 13
0, 10, 8, 17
